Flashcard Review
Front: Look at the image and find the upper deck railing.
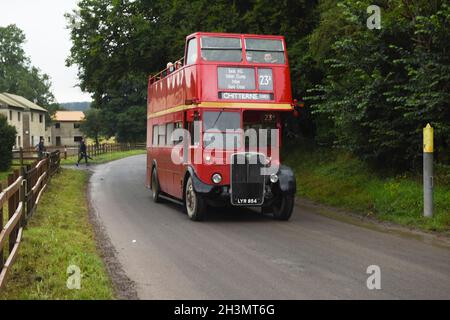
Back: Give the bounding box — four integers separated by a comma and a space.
149, 57, 184, 84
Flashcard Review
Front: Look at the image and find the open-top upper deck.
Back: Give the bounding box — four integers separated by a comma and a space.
148, 32, 293, 118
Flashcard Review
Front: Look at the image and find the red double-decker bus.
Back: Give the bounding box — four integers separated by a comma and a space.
147, 32, 297, 221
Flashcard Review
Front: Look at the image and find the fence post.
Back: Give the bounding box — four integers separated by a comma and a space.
7, 171, 19, 252
47, 156, 50, 182
25, 164, 31, 221
20, 166, 26, 227
19, 147, 24, 167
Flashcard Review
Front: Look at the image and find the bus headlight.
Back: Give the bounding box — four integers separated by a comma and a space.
212, 173, 222, 184
270, 173, 279, 183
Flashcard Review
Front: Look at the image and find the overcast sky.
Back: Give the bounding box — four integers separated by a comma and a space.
0, 0, 91, 103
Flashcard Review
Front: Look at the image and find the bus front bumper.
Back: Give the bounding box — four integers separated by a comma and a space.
191, 165, 296, 207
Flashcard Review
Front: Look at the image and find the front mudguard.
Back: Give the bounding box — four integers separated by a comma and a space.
277, 165, 297, 196
186, 166, 215, 194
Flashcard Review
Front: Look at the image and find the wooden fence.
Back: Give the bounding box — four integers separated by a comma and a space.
0, 151, 61, 290
12, 142, 145, 163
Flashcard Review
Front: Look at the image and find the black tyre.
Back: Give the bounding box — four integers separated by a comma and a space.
151, 168, 162, 203
184, 176, 207, 221
272, 194, 294, 221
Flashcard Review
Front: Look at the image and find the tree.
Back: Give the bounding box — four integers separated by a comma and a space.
0, 24, 55, 108
0, 115, 16, 171
116, 105, 147, 142
80, 108, 104, 146
308, 0, 450, 169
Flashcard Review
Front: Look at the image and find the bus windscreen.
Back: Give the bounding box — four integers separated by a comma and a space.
203, 111, 240, 131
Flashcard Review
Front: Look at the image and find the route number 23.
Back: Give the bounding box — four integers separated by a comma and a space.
259, 75, 271, 86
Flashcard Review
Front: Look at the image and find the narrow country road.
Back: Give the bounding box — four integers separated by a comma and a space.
89, 155, 450, 299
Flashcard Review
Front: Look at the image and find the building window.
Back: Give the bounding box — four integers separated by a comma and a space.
18, 112, 21, 122
31, 112, 34, 122
9, 110, 12, 120
74, 123, 80, 129
39, 114, 43, 123
48, 137, 51, 143
18, 136, 21, 147
31, 136, 35, 146
74, 136, 83, 142
56, 136, 61, 146
55, 123, 60, 129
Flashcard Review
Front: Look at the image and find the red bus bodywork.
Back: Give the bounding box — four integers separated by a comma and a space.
147, 32, 296, 220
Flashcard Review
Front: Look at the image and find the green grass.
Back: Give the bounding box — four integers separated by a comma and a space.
61, 149, 146, 166
285, 147, 450, 233
1, 160, 36, 186
0, 170, 9, 185
0, 169, 114, 299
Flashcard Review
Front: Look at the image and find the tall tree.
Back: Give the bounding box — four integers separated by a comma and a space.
308, 0, 450, 169
81, 108, 104, 146
0, 24, 55, 108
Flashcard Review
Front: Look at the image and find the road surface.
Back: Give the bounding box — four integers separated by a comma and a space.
89, 155, 450, 299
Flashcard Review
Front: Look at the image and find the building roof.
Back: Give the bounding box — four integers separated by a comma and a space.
2, 93, 47, 112
0, 93, 25, 109
53, 111, 85, 122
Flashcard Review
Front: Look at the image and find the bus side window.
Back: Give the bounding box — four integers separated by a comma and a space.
173, 122, 183, 145
187, 122, 200, 146
166, 123, 174, 146
152, 125, 158, 146
186, 38, 197, 65
158, 124, 166, 146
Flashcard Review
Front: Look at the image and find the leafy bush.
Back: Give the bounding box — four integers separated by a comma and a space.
0, 114, 16, 171
308, 1, 450, 170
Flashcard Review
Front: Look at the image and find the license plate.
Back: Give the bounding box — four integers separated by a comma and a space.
234, 198, 260, 205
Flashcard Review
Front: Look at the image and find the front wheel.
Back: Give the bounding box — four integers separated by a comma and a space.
272, 194, 294, 221
184, 176, 207, 221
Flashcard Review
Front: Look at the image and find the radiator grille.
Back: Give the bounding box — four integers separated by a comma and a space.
230, 153, 265, 206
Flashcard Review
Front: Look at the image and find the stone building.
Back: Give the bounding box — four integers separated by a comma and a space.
0, 92, 49, 149
51, 111, 85, 146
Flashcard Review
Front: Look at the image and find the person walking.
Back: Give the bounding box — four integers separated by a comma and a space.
37, 137, 46, 159
76, 138, 93, 166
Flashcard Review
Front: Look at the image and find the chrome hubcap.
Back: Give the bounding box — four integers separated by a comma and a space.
186, 180, 196, 215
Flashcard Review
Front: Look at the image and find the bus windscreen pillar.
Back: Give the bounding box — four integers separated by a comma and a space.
423, 123, 433, 218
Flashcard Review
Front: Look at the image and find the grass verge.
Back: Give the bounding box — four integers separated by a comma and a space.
285, 147, 450, 233
0, 168, 114, 299
61, 149, 145, 166
0, 170, 9, 185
